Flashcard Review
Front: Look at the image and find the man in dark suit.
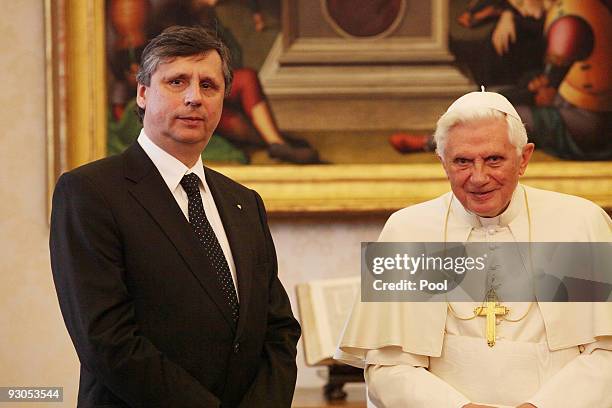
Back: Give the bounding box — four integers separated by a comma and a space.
50, 26, 300, 408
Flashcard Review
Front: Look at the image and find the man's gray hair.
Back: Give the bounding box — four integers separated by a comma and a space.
433, 107, 528, 158
136, 25, 233, 121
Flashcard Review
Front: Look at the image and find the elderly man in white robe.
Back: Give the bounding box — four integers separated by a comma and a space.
335, 91, 612, 408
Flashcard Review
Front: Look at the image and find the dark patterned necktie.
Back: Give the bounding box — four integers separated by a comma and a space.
180, 173, 239, 323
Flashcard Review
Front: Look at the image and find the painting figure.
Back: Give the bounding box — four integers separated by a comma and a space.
390, 0, 549, 155
511, 0, 612, 160
107, 0, 149, 121
107, 0, 151, 156
454, 0, 547, 87
391, 0, 611, 161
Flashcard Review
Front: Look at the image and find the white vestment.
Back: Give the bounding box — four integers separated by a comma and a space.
335, 185, 612, 408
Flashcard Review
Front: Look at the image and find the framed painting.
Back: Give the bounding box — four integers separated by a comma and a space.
45, 0, 612, 215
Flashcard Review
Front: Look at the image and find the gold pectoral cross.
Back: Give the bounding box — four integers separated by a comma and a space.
474, 289, 509, 347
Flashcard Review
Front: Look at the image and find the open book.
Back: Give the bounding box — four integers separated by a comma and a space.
296, 277, 360, 366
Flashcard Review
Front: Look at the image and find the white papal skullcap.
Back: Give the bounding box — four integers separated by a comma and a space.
445, 86, 521, 121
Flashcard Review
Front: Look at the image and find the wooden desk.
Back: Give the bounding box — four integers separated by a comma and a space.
292, 387, 367, 408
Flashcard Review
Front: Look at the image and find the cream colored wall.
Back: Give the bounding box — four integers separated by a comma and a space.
0, 1, 81, 407
0, 2, 384, 405
272, 219, 383, 388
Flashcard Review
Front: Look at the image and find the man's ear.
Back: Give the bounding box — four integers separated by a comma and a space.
518, 143, 535, 176
136, 83, 147, 110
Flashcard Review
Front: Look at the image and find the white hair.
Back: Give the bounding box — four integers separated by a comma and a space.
433, 107, 528, 158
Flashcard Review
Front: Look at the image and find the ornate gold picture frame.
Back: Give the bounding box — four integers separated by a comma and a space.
46, 0, 612, 215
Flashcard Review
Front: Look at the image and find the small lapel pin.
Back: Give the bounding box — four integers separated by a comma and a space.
236, 204, 242, 210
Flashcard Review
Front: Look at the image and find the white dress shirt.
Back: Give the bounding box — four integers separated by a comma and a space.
137, 130, 239, 298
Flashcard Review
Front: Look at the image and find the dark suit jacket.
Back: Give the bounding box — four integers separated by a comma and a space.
50, 143, 300, 408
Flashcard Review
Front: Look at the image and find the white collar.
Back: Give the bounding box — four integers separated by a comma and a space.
451, 185, 524, 229
137, 129, 208, 193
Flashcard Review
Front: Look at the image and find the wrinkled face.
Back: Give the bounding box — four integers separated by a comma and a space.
439, 117, 534, 217
137, 52, 225, 158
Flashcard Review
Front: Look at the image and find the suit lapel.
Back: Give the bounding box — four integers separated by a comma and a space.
123, 144, 236, 330
204, 167, 254, 339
